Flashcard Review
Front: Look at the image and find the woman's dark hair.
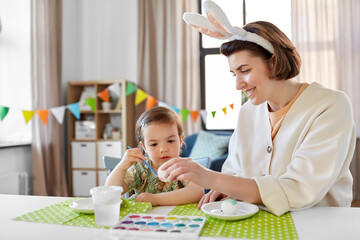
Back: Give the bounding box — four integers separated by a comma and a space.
220, 21, 301, 80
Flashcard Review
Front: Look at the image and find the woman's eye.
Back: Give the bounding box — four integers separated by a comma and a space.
241, 69, 249, 73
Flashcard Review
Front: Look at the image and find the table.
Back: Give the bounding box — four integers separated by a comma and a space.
1, 194, 360, 240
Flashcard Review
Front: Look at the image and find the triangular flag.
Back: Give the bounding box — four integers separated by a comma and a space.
211, 111, 216, 118
0, 106, 9, 121
146, 95, 158, 110
179, 109, 190, 123
135, 89, 147, 105
158, 101, 169, 108
108, 83, 121, 96
36, 109, 50, 126
67, 102, 80, 120
190, 110, 199, 123
170, 106, 180, 113
50, 106, 66, 124
85, 97, 96, 112
222, 107, 227, 115
22, 110, 35, 124
126, 82, 137, 96
229, 103, 234, 110
200, 110, 207, 124
97, 88, 110, 102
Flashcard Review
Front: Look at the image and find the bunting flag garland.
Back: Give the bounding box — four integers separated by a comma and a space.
211, 111, 216, 118
122, 83, 238, 125
179, 109, 190, 123
0, 106, 9, 121
170, 106, 180, 113
36, 109, 50, 126
67, 102, 80, 120
85, 97, 96, 112
190, 110, 199, 122
97, 88, 110, 102
126, 82, 137, 96
22, 110, 35, 124
146, 95, 158, 110
50, 106, 66, 124
135, 89, 147, 105
0, 81, 240, 127
200, 110, 207, 124
108, 83, 121, 96
158, 101, 169, 108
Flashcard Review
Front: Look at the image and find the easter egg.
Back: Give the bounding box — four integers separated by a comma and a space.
158, 169, 171, 182
221, 199, 238, 215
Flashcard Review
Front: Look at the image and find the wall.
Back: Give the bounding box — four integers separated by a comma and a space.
62, 0, 138, 85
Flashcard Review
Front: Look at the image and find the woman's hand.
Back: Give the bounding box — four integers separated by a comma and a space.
117, 148, 146, 170
198, 189, 228, 209
158, 157, 214, 189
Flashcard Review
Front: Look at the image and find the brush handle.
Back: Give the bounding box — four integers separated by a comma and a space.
128, 146, 158, 175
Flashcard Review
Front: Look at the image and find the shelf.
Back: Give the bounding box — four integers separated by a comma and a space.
67, 80, 135, 197
97, 110, 122, 114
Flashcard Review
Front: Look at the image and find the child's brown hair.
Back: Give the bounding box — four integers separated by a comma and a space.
135, 106, 184, 144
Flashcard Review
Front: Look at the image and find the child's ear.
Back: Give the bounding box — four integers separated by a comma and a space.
139, 141, 147, 155
180, 134, 185, 145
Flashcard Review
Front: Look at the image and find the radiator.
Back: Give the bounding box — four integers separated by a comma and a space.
0, 171, 29, 195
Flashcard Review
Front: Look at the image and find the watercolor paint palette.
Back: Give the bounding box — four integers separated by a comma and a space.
110, 213, 206, 239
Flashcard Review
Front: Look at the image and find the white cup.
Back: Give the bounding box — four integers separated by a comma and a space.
90, 186, 123, 227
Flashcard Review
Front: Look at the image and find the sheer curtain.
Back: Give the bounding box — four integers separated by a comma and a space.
291, 0, 360, 200
31, 0, 68, 196
137, 0, 201, 135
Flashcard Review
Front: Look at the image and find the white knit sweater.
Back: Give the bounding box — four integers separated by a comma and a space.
222, 82, 356, 216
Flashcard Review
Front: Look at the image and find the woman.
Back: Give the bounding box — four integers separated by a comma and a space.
159, 0, 356, 216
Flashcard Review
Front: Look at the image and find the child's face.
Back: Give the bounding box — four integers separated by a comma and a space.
140, 122, 183, 169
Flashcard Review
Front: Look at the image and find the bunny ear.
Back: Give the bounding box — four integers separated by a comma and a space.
183, 12, 228, 39
203, 0, 241, 37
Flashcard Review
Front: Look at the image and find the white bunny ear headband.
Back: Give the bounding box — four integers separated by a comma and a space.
183, 0, 274, 54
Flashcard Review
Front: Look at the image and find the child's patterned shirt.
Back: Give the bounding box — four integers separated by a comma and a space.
124, 159, 188, 194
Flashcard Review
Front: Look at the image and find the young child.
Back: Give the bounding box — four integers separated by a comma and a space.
105, 106, 204, 206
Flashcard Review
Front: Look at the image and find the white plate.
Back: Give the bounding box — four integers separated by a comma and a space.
69, 198, 94, 214
201, 201, 259, 221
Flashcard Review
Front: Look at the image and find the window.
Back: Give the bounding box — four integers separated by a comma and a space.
0, 0, 32, 146
200, 0, 291, 130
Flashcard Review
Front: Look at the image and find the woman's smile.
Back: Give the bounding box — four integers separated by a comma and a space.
243, 87, 256, 97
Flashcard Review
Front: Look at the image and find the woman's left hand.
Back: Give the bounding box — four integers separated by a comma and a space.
159, 158, 213, 189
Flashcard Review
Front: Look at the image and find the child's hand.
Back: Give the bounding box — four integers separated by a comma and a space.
135, 192, 158, 205
117, 148, 146, 171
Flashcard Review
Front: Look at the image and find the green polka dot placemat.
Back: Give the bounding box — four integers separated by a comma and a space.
169, 203, 298, 240
13, 198, 152, 229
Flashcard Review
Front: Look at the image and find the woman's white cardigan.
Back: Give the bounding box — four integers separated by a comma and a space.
222, 82, 356, 216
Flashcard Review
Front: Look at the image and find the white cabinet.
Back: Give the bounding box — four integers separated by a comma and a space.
72, 170, 96, 197
98, 170, 108, 186
71, 142, 96, 168
97, 141, 122, 169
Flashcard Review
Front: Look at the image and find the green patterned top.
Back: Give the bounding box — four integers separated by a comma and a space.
124, 159, 187, 194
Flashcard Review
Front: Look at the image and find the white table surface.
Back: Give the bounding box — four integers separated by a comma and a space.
1, 194, 360, 240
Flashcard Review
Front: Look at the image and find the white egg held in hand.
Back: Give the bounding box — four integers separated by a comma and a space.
221, 199, 239, 215
158, 169, 171, 182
